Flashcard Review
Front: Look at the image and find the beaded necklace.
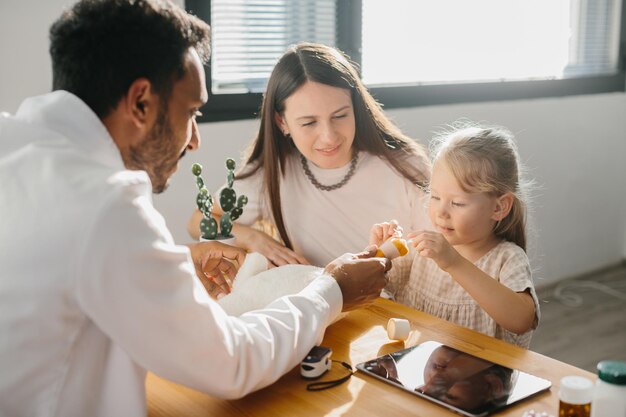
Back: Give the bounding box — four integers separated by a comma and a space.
300, 152, 358, 191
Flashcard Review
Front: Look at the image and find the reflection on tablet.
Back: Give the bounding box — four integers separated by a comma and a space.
357, 341, 551, 417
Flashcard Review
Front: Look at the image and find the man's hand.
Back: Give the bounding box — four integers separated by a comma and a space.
324, 246, 391, 311
187, 241, 246, 299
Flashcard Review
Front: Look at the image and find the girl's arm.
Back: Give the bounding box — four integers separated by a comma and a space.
410, 231, 536, 335
445, 257, 536, 335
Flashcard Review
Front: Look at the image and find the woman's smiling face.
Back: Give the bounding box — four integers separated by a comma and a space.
276, 80, 355, 169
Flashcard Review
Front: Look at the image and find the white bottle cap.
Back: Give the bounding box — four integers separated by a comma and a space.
387, 318, 410, 340
559, 375, 594, 405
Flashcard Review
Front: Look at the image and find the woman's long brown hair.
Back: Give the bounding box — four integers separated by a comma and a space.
238, 43, 430, 249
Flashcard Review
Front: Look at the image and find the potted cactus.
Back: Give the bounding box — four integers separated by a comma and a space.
191, 158, 248, 242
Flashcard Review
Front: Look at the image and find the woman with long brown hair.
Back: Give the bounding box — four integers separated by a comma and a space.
189, 42, 431, 266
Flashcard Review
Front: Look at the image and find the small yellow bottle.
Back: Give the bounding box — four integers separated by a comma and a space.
375, 238, 409, 259
559, 376, 593, 417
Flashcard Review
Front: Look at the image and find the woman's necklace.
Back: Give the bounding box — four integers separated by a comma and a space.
300, 152, 358, 191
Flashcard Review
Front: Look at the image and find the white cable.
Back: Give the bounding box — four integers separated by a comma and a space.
553, 280, 626, 307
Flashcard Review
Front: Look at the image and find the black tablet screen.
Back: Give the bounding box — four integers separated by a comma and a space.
356, 341, 551, 417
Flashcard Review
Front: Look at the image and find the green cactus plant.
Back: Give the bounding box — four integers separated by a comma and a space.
191, 159, 248, 240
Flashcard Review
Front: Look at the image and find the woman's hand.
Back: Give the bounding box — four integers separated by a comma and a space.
189, 207, 308, 266
408, 230, 461, 272
369, 219, 402, 246
187, 240, 247, 299
234, 223, 309, 266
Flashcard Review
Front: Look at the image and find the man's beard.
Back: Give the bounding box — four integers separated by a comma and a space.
123, 108, 184, 194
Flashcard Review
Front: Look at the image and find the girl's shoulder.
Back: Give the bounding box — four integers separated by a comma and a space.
490, 240, 528, 258
478, 240, 532, 282
477, 240, 529, 272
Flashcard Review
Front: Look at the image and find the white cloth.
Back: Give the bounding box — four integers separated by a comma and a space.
0, 91, 343, 417
386, 240, 540, 348
224, 152, 430, 266
218, 253, 321, 316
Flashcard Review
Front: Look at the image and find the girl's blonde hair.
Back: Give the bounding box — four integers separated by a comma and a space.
432, 122, 530, 251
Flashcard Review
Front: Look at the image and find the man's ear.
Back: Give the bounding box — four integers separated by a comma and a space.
274, 112, 288, 136
124, 78, 158, 129
492, 192, 514, 221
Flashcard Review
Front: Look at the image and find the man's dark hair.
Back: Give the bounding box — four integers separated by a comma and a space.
49, 0, 210, 118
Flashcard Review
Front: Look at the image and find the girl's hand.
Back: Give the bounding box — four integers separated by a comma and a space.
408, 231, 461, 272
369, 220, 403, 247
235, 224, 309, 266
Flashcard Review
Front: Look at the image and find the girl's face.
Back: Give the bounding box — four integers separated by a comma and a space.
275, 81, 355, 169
428, 159, 501, 248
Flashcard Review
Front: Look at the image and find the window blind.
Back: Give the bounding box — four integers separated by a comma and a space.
565, 0, 622, 76
210, 0, 336, 94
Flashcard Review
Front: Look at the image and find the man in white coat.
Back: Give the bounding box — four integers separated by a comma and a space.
0, 1, 390, 416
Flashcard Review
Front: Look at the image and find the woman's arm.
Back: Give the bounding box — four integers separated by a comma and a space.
231, 221, 309, 266
188, 208, 309, 266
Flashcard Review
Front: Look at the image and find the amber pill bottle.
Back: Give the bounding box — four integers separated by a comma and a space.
559, 376, 593, 417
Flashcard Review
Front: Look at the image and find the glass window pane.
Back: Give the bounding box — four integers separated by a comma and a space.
361, 0, 621, 86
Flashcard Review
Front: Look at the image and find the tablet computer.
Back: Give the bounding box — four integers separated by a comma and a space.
356, 341, 551, 417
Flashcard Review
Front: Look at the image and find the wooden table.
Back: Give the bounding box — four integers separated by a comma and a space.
147, 298, 594, 416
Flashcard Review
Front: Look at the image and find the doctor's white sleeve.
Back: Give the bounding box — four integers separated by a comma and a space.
75, 179, 342, 399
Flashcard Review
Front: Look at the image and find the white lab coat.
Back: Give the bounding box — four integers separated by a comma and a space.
0, 91, 342, 417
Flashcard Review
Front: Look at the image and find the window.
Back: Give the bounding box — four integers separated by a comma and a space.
210, 0, 336, 95
186, 0, 625, 122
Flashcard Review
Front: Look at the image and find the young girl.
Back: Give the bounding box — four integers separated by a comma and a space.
371, 124, 539, 348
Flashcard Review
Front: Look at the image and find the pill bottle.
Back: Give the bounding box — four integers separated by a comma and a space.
559, 375, 593, 417
589, 360, 626, 417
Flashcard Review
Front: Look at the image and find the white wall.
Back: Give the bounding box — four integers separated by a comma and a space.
2, 0, 626, 287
